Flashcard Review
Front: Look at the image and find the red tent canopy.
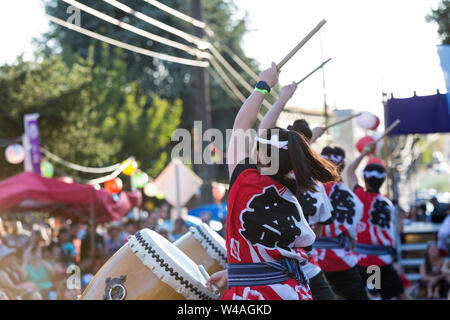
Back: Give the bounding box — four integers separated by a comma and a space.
0, 172, 142, 224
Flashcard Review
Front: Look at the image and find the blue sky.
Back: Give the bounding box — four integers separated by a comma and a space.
0, 0, 447, 118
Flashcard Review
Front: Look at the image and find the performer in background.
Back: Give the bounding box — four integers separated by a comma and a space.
313, 146, 369, 300
347, 144, 410, 300
255, 82, 336, 300
209, 62, 339, 300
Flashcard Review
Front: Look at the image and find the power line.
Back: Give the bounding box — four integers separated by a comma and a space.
40, 147, 121, 174
143, 0, 207, 30
209, 67, 241, 107
45, 14, 209, 68
102, 0, 208, 48
63, 0, 209, 59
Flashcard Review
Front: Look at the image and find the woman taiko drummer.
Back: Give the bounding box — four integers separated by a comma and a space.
207, 63, 339, 300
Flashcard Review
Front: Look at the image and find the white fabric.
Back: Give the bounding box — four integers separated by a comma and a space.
363, 170, 386, 179
255, 135, 288, 150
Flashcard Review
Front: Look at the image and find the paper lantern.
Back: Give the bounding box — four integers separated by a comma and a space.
356, 112, 380, 131
356, 136, 376, 155
41, 161, 54, 178
59, 176, 74, 184
105, 177, 123, 194
122, 159, 138, 176
5, 144, 25, 164
213, 184, 226, 202
132, 172, 149, 189
367, 157, 385, 167
155, 191, 165, 200
144, 182, 159, 198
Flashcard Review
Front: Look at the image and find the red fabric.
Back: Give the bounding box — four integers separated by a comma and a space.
223, 168, 314, 300
0, 172, 141, 224
354, 186, 394, 267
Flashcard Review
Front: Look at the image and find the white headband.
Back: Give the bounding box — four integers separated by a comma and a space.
255, 135, 288, 150
363, 170, 386, 179
322, 154, 345, 164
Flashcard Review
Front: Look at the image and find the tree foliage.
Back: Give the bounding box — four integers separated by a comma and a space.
427, 0, 450, 44
0, 47, 182, 181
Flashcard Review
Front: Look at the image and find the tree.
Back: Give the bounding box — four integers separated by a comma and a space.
40, 0, 260, 133
0, 47, 182, 182
427, 0, 450, 44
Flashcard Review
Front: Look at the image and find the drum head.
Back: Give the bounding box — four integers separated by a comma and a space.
128, 229, 219, 300
190, 223, 227, 268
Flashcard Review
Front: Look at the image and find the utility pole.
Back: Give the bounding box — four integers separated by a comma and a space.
191, 0, 214, 204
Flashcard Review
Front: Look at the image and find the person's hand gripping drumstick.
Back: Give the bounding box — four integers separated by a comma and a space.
206, 269, 228, 292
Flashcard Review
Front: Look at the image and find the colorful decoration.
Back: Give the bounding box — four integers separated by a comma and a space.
59, 177, 74, 184
105, 177, 123, 194
144, 182, 159, 198
4, 144, 25, 164
122, 159, 138, 176
356, 136, 376, 156
132, 171, 149, 189
40, 161, 54, 178
213, 184, 226, 202
356, 112, 380, 131
155, 191, 165, 200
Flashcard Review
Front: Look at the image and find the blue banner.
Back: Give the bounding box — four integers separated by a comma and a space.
438, 45, 450, 114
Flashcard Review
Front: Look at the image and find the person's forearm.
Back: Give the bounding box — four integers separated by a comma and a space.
233, 91, 265, 131
258, 97, 289, 134
348, 153, 366, 174
346, 152, 366, 190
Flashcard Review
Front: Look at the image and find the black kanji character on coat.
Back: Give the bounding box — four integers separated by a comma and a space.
297, 191, 318, 223
240, 186, 301, 251
329, 186, 356, 224
370, 199, 391, 228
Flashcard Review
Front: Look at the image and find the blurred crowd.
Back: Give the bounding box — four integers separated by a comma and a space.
0, 203, 224, 300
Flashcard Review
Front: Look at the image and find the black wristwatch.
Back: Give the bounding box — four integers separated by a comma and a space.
255, 81, 271, 93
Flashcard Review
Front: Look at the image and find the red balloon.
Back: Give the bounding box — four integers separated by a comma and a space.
367, 157, 385, 167
104, 177, 123, 194
356, 136, 376, 155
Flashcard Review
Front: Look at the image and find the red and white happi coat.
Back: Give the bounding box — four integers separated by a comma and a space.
295, 183, 333, 278
222, 163, 315, 300
354, 186, 395, 267
313, 181, 363, 272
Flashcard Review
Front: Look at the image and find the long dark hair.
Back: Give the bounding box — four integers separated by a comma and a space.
257, 128, 339, 198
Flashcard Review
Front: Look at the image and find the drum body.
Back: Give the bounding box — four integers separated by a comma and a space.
174, 224, 227, 276
81, 229, 218, 300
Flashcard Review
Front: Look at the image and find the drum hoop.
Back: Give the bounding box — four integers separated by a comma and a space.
190, 225, 227, 268
130, 231, 218, 300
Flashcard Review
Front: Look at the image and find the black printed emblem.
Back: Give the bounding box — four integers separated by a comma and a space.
240, 186, 301, 251
329, 185, 356, 224
370, 199, 392, 228
297, 191, 318, 223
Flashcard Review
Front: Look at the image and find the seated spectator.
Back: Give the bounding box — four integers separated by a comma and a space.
2, 220, 31, 250
45, 243, 67, 290
171, 218, 189, 242
0, 245, 42, 300
58, 227, 76, 266
419, 241, 448, 299
79, 223, 108, 275
105, 223, 126, 256
25, 246, 54, 299
416, 204, 428, 222
430, 197, 449, 223
142, 212, 161, 231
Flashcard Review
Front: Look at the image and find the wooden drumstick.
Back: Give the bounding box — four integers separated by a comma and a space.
324, 112, 362, 131
277, 19, 327, 70
296, 58, 332, 86
375, 119, 401, 143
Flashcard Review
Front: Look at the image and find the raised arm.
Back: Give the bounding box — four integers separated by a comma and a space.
258, 82, 297, 135
347, 143, 375, 191
227, 62, 279, 178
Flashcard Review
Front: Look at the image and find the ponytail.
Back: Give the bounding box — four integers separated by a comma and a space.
287, 130, 339, 194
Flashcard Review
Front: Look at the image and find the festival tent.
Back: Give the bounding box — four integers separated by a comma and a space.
0, 172, 142, 224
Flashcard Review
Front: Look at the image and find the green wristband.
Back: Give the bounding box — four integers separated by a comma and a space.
254, 87, 269, 97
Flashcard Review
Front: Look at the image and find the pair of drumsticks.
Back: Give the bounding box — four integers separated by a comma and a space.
276, 19, 401, 134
